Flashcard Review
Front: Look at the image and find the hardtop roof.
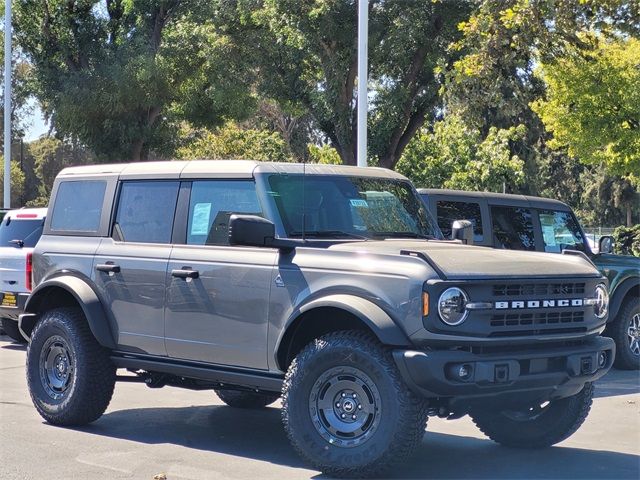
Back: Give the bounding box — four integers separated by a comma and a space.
58, 160, 408, 180
417, 188, 572, 211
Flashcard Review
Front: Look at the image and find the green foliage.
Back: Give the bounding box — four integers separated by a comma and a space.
15, 1, 254, 161
217, 0, 473, 168
24, 137, 94, 206
0, 160, 26, 206
396, 115, 525, 193
0, 49, 35, 141
613, 225, 640, 257
177, 122, 293, 162
531, 36, 640, 179
308, 144, 341, 165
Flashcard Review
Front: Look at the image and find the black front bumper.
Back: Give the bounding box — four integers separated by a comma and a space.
393, 336, 615, 401
0, 292, 28, 320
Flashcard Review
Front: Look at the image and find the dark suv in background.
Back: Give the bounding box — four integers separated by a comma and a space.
419, 189, 639, 370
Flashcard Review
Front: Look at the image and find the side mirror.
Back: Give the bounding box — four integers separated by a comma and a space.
451, 220, 474, 245
598, 235, 614, 254
228, 215, 275, 248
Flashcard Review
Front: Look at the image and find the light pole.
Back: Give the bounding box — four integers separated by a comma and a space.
3, 0, 11, 208
357, 0, 367, 167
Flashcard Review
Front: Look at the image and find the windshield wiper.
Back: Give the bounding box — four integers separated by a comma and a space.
289, 230, 369, 240
372, 231, 435, 240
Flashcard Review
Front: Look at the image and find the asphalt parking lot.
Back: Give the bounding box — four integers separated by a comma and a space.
1, 335, 638, 480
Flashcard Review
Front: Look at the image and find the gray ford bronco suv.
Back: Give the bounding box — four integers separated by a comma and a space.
22, 161, 613, 477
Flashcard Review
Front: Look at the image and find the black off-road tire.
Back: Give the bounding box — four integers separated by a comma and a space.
282, 330, 428, 478
1, 318, 27, 343
26, 307, 116, 426
610, 298, 640, 370
215, 389, 280, 409
471, 382, 595, 448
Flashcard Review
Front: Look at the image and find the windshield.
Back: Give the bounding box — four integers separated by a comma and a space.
538, 210, 587, 253
267, 174, 442, 240
0, 217, 44, 248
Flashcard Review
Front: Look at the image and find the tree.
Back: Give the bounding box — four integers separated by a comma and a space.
442, 0, 639, 195
24, 137, 94, 206
14, 0, 254, 161
396, 115, 525, 193
177, 122, 293, 162
0, 160, 25, 206
216, 0, 473, 168
0, 11, 36, 142
531, 36, 640, 180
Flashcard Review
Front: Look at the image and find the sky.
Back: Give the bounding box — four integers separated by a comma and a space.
24, 100, 48, 142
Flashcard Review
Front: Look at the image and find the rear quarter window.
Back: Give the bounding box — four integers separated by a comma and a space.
50, 181, 107, 233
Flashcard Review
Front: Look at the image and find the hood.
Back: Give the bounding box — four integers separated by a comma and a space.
328, 240, 602, 280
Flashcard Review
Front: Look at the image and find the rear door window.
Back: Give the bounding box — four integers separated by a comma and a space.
490, 205, 536, 251
113, 181, 180, 244
0, 218, 44, 247
50, 181, 106, 233
539, 210, 586, 253
436, 200, 484, 241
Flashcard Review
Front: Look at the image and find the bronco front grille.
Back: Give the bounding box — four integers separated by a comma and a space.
490, 311, 585, 327
488, 311, 585, 337
493, 283, 586, 297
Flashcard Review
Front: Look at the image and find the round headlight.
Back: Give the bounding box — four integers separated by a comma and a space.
593, 284, 609, 319
438, 287, 469, 326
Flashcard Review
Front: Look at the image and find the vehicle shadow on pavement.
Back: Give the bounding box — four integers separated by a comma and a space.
0, 342, 27, 351
594, 369, 640, 398
75, 404, 639, 479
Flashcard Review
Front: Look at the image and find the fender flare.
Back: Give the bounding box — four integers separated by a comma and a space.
609, 276, 640, 322
293, 294, 411, 346
22, 275, 116, 349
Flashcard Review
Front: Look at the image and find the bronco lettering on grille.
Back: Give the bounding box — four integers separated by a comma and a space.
495, 299, 584, 309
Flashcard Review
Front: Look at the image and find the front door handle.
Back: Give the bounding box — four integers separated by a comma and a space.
171, 268, 199, 279
96, 263, 121, 273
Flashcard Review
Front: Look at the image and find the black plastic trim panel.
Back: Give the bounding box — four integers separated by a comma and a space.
111, 352, 284, 393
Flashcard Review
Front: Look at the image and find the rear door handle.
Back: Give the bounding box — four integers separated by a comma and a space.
171, 269, 199, 279
96, 263, 121, 273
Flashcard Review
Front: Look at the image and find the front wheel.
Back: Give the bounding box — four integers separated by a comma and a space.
610, 298, 640, 370
282, 331, 428, 478
470, 383, 594, 448
26, 307, 116, 426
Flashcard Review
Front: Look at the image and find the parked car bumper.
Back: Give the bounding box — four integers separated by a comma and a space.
393, 336, 614, 403
0, 292, 29, 320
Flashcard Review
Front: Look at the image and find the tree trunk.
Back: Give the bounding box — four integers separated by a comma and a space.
130, 139, 144, 162
339, 143, 356, 166
627, 202, 632, 227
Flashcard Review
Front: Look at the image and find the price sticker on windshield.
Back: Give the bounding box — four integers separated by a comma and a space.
350, 199, 368, 208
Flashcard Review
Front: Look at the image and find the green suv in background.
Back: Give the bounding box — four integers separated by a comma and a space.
419, 189, 640, 370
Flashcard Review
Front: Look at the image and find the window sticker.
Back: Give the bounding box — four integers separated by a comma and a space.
191, 203, 212, 235
350, 199, 369, 208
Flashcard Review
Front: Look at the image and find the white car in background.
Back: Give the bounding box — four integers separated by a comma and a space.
0, 207, 47, 342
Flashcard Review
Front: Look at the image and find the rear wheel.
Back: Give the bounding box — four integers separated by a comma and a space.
215, 389, 279, 409
610, 298, 640, 370
1, 318, 27, 343
470, 383, 594, 448
282, 331, 428, 478
26, 307, 116, 426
